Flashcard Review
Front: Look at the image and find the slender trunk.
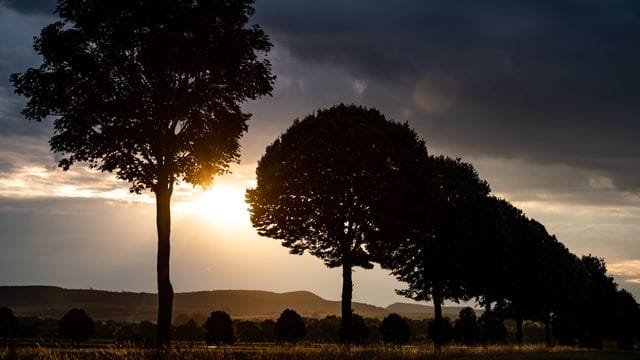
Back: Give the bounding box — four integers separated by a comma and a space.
155, 185, 174, 347
483, 301, 491, 346
339, 261, 353, 344
432, 283, 443, 352
516, 317, 523, 346
544, 317, 552, 347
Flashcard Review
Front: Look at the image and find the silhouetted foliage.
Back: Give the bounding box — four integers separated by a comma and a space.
259, 319, 276, 342
236, 320, 262, 342
380, 313, 411, 345
454, 307, 479, 345
478, 312, 507, 344
614, 289, 640, 350
427, 317, 453, 348
349, 314, 369, 344
371, 155, 490, 351
58, 309, 94, 345
174, 319, 204, 342
275, 309, 306, 344
11, 0, 274, 347
0, 307, 19, 347
247, 104, 427, 343
305, 316, 340, 343
203, 311, 235, 345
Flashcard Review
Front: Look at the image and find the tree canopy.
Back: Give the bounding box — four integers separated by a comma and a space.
274, 309, 306, 344
203, 311, 235, 345
247, 104, 427, 343
370, 155, 490, 350
11, 0, 274, 346
59, 308, 94, 345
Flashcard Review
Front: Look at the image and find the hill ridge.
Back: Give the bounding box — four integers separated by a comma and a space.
0, 285, 460, 321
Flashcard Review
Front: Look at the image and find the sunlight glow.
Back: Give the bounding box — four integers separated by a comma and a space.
174, 184, 251, 228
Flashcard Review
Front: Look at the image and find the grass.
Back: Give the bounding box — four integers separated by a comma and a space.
1, 344, 638, 360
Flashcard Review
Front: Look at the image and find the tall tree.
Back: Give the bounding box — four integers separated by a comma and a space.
246, 104, 427, 343
371, 155, 490, 351
11, 0, 273, 346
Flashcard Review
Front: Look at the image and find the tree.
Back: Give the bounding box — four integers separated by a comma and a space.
427, 317, 453, 348
379, 313, 411, 345
203, 311, 235, 345
371, 155, 490, 351
0, 307, 19, 348
11, 0, 274, 347
259, 319, 276, 342
274, 309, 306, 344
349, 314, 369, 344
614, 289, 640, 350
478, 311, 506, 344
58, 308, 94, 345
174, 319, 204, 342
237, 320, 262, 342
247, 104, 427, 343
454, 307, 479, 345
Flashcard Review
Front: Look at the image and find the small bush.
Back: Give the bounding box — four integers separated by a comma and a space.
275, 309, 306, 344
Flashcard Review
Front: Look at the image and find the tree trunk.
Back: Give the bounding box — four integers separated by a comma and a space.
544, 317, 552, 347
432, 283, 443, 352
516, 317, 523, 346
483, 301, 491, 346
155, 185, 174, 347
339, 262, 353, 344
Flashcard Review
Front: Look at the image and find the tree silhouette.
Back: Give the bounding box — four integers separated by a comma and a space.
427, 317, 453, 348
614, 289, 640, 350
203, 311, 235, 346
10, 0, 273, 347
237, 320, 262, 342
58, 308, 94, 345
274, 309, 306, 344
247, 104, 427, 343
379, 313, 411, 345
174, 319, 203, 342
349, 314, 369, 344
0, 307, 19, 348
478, 311, 506, 344
371, 155, 490, 351
454, 307, 479, 345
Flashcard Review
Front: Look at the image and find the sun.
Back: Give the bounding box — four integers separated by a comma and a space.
175, 183, 251, 228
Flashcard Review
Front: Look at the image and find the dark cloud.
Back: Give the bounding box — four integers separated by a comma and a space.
254, 0, 640, 191
0, 0, 56, 15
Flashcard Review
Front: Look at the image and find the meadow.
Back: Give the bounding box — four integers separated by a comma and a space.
2, 344, 637, 360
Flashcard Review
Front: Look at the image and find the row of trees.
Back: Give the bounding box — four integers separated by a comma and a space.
2, 306, 521, 347
246, 104, 640, 349
10, 1, 639, 349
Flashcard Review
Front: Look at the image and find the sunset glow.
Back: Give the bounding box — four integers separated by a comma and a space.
174, 184, 251, 228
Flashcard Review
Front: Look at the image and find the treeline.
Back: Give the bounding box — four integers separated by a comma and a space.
246, 104, 640, 350
2, 307, 564, 347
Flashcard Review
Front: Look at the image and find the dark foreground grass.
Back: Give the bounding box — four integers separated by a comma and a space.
2, 345, 637, 360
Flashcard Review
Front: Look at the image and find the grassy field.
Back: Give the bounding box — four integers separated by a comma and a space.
1, 345, 637, 360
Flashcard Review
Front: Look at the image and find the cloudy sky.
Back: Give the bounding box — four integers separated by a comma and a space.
0, 0, 639, 307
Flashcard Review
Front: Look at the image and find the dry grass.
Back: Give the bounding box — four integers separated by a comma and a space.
1, 344, 637, 360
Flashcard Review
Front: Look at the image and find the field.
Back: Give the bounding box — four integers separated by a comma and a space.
2, 345, 637, 360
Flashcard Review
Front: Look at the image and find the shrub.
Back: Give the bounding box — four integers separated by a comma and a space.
275, 309, 306, 344
203, 311, 235, 345
380, 313, 411, 345
59, 309, 94, 345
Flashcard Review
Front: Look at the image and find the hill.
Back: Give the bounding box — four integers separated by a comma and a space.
0, 286, 390, 322
0, 286, 470, 322
386, 302, 480, 319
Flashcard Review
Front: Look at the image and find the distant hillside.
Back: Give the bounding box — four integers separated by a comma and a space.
0, 286, 472, 322
386, 302, 479, 319
0, 286, 389, 322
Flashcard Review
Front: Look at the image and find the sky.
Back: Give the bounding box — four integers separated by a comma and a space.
0, 0, 639, 308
